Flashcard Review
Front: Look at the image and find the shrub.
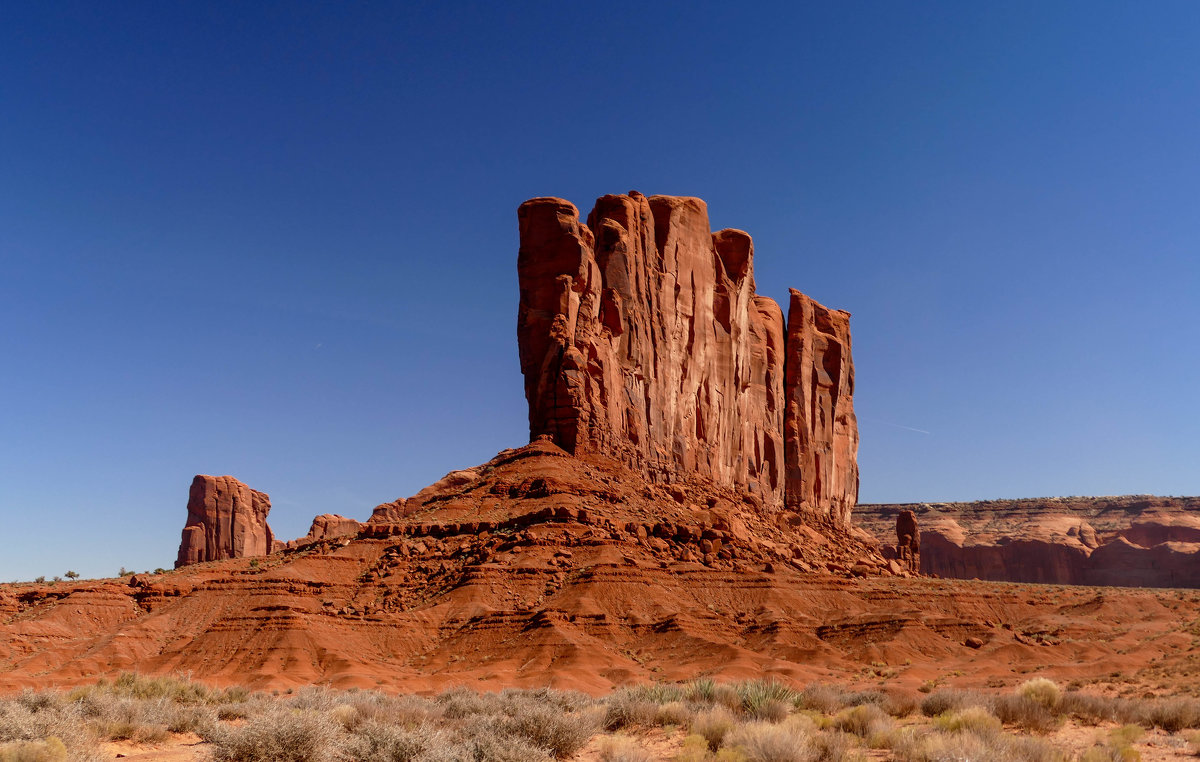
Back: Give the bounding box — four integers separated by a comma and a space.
208, 707, 344, 762
597, 735, 653, 762
832, 704, 890, 739
933, 706, 1001, 736
345, 720, 443, 762
0, 738, 67, 762
603, 690, 657, 731
1017, 679, 1061, 710
655, 701, 692, 727
919, 690, 980, 717
1145, 698, 1200, 732
738, 680, 797, 719
686, 678, 718, 704
692, 706, 736, 751
725, 720, 816, 762
796, 685, 844, 714
501, 702, 599, 758
676, 734, 713, 762
993, 694, 1061, 733
451, 716, 553, 762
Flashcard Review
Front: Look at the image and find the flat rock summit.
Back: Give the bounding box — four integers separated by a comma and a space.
3, 192, 1199, 697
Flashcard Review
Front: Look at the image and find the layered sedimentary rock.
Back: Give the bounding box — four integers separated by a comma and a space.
856, 496, 1200, 588
175, 475, 275, 568
516, 192, 855, 523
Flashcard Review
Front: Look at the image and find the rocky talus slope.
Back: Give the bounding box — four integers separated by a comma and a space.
856, 496, 1200, 587
5, 443, 1199, 695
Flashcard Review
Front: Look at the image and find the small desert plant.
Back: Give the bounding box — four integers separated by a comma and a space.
655, 701, 692, 727
725, 719, 816, 762
500, 702, 599, 758
208, 706, 344, 762
0, 738, 68, 762
832, 704, 890, 739
597, 734, 653, 762
63, 572, 78, 580
676, 734, 713, 762
1017, 678, 1061, 710
603, 690, 658, 731
691, 706, 736, 751
738, 679, 797, 719
796, 685, 844, 714
993, 694, 1061, 733
686, 678, 718, 704
344, 720, 444, 762
933, 706, 1001, 736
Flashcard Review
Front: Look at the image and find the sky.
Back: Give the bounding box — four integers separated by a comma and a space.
2, 1, 1198, 581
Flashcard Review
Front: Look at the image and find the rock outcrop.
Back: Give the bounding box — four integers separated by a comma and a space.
516, 192, 856, 524
882, 509, 920, 574
303, 514, 363, 543
783, 290, 858, 526
175, 475, 275, 568
856, 496, 1200, 588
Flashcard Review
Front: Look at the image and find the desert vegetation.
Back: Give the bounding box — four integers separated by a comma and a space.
4, 674, 1200, 760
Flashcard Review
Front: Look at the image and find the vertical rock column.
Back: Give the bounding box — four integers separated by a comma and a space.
783, 290, 859, 528
516, 192, 785, 505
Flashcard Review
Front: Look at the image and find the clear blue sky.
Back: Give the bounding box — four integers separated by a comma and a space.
2, 2, 1198, 581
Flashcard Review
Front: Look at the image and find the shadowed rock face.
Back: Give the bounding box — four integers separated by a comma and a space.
176, 475, 275, 568
516, 192, 857, 524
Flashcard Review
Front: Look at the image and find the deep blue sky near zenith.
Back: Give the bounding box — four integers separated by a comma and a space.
2, 2, 1198, 580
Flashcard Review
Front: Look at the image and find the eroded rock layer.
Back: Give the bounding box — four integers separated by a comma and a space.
856, 496, 1200, 588
175, 476, 275, 568
6, 445, 1196, 697
517, 192, 854, 521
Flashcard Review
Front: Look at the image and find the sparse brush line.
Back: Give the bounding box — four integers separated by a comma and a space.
1, 673, 1200, 761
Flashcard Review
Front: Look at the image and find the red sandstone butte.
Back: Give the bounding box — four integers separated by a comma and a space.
175, 475, 275, 568
516, 192, 855, 521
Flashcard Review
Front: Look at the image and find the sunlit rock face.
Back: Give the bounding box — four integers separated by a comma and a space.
516, 191, 857, 526
176, 475, 275, 567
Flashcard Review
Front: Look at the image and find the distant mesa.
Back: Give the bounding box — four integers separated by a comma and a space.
856, 495, 1200, 588
175, 475, 276, 568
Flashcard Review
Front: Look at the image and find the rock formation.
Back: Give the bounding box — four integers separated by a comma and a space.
302, 514, 363, 543
175, 475, 275, 568
856, 496, 1200, 588
516, 192, 856, 525
883, 509, 920, 574
783, 290, 858, 526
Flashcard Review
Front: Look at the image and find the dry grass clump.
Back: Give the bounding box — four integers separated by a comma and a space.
207, 706, 344, 762
596, 734, 653, 762
891, 727, 1063, 762
932, 705, 1001, 736
919, 689, 985, 717
725, 718, 817, 762
0, 738, 67, 762
796, 684, 845, 715
691, 706, 737, 751
737, 679, 798, 720
831, 704, 891, 740
1017, 678, 1062, 711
